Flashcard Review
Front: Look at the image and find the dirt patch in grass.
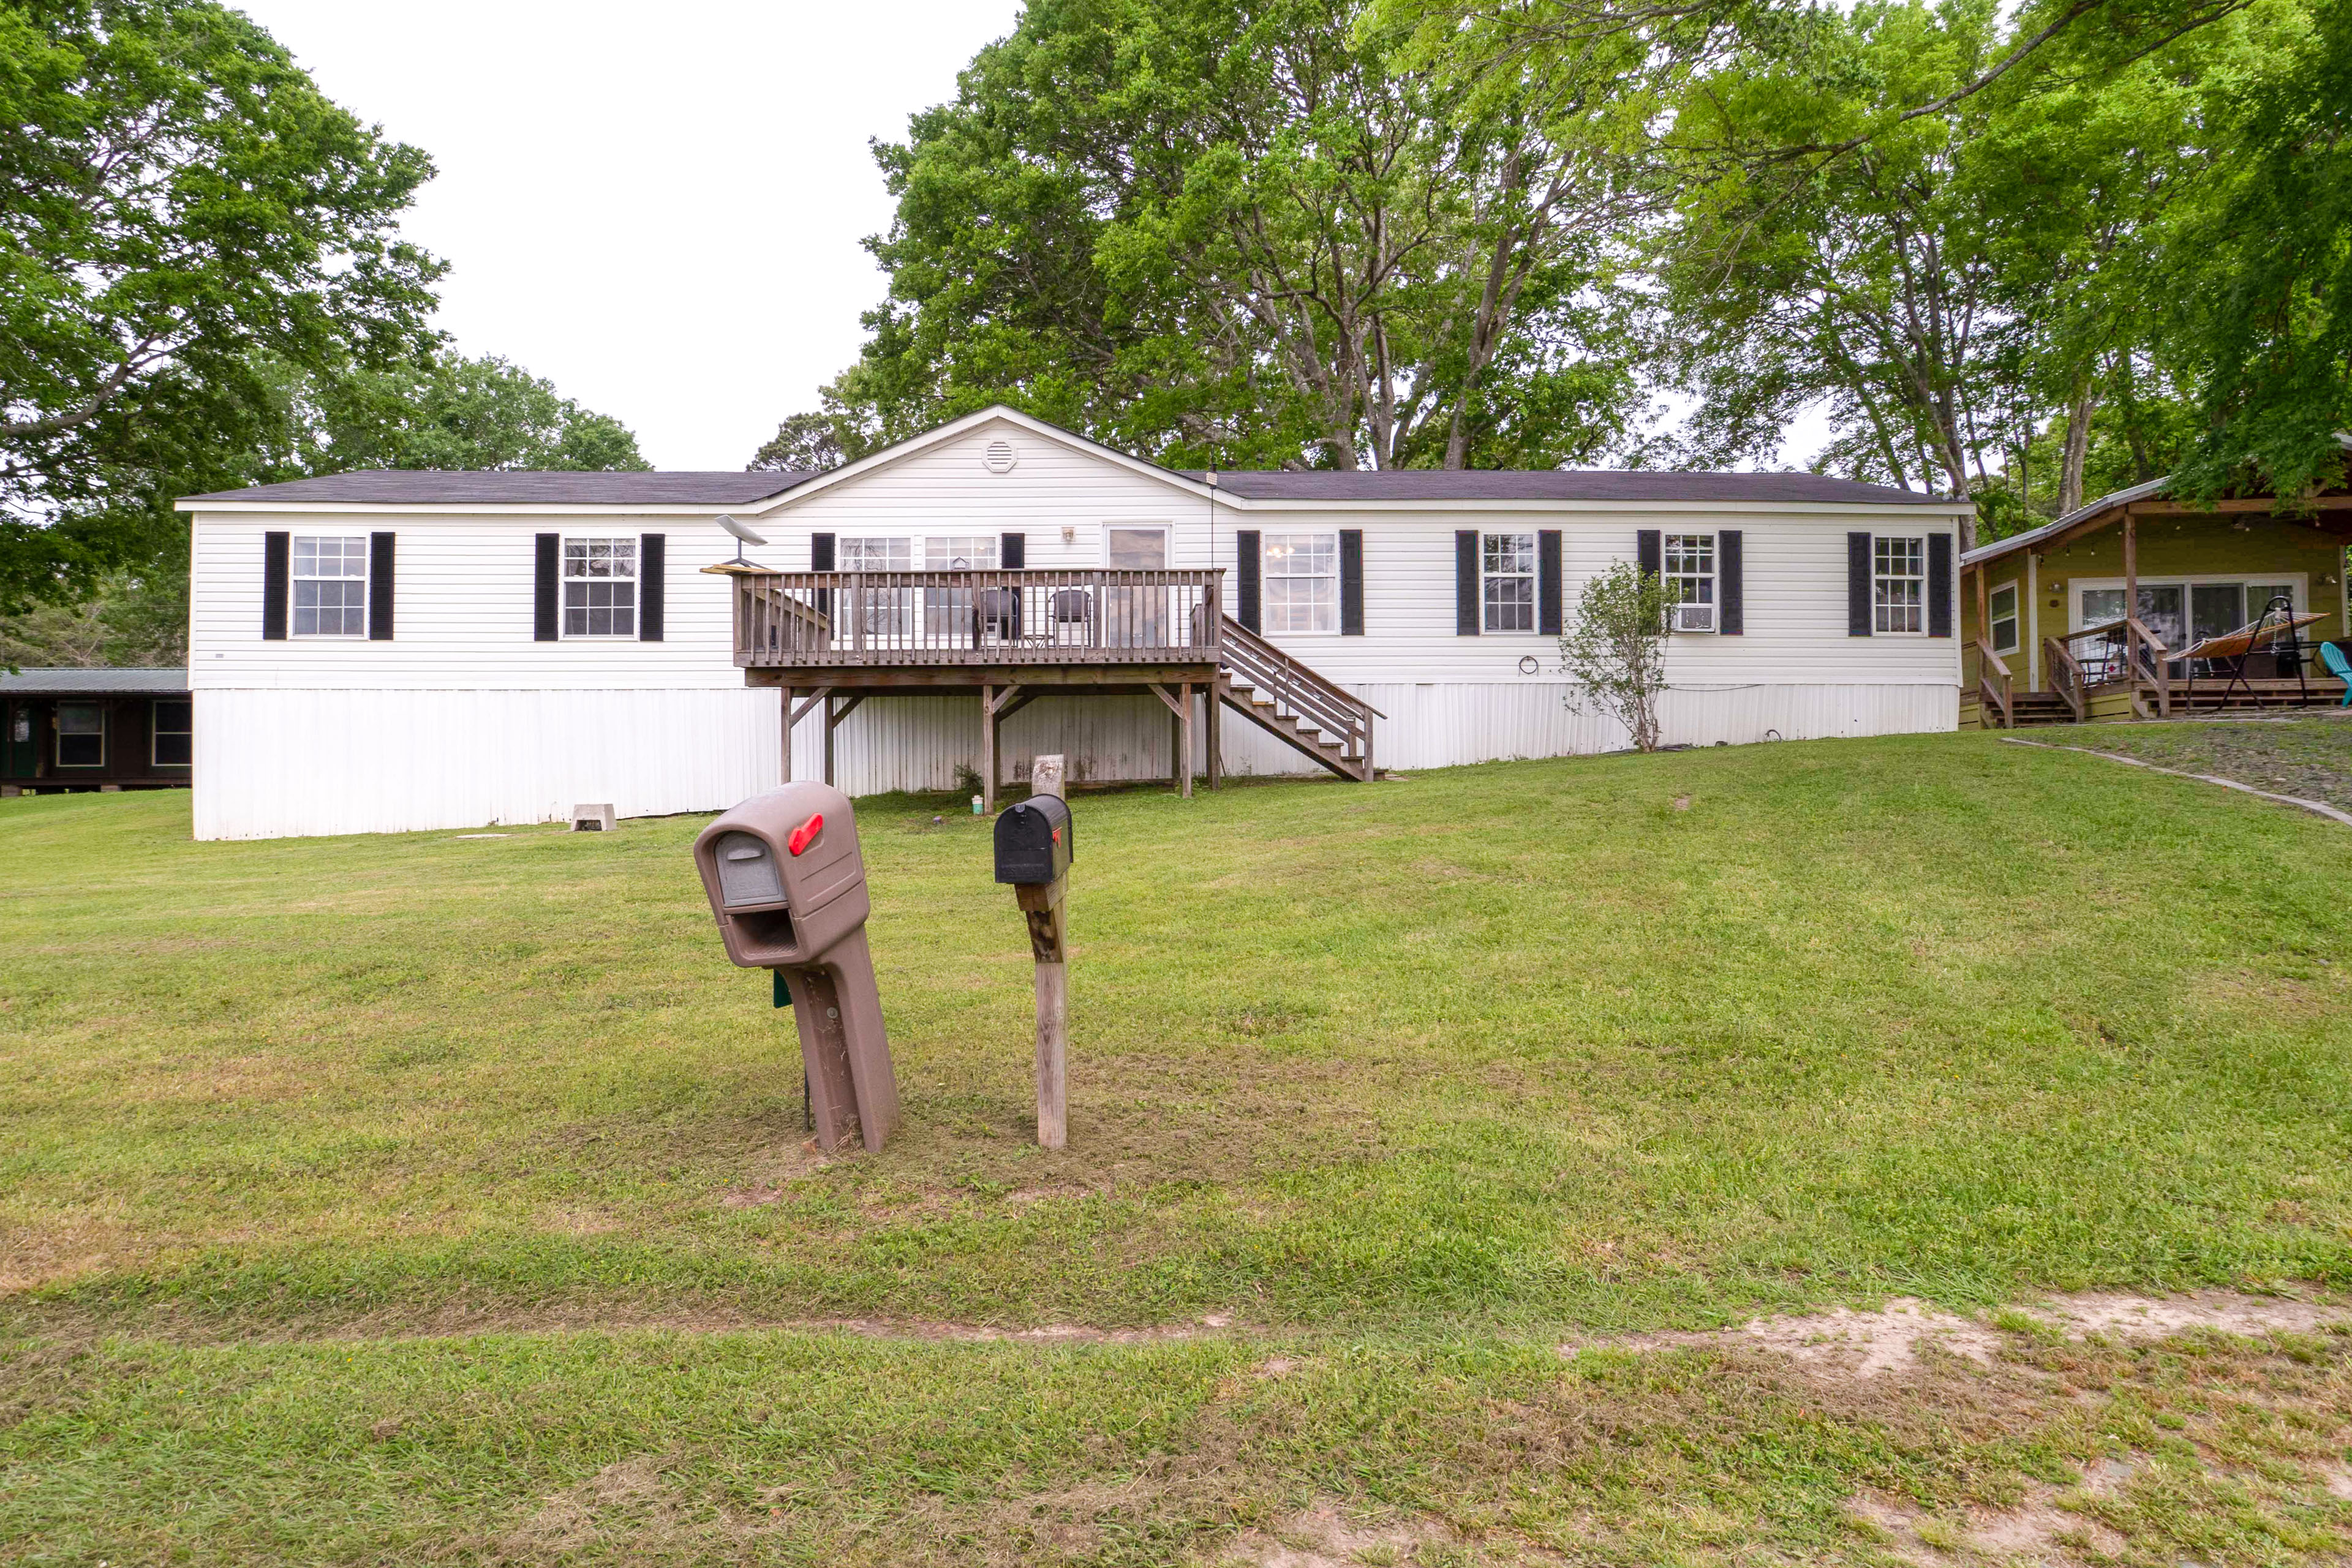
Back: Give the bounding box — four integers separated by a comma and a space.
2029, 714, 2352, 815
1561, 1289, 2352, 1381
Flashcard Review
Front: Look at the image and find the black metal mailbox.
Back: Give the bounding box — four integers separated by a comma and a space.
993, 794, 1073, 887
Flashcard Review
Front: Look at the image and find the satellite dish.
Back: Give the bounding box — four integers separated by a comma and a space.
714, 513, 766, 567
715, 514, 767, 546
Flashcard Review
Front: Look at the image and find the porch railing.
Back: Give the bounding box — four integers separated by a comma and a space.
1967, 639, 2015, 728
2043, 636, 2088, 722
2054, 616, 2173, 718
735, 570, 1226, 667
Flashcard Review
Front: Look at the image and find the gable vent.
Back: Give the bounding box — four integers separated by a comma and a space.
982, 439, 1018, 474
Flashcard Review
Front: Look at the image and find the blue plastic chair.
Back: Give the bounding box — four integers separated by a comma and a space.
2321, 641, 2352, 706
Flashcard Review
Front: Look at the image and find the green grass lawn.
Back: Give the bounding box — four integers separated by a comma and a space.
6, 734, 2351, 1564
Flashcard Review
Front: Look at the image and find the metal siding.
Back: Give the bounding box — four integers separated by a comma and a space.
192, 687, 782, 840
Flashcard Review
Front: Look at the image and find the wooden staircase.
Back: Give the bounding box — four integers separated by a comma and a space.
1215, 614, 1382, 782
2007, 691, 2078, 726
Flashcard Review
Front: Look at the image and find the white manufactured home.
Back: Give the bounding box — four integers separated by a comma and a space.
177, 406, 1971, 840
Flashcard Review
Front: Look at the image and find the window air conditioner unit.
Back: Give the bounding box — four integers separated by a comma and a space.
1671, 603, 1717, 633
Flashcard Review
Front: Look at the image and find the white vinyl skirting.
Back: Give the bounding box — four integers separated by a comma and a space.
191, 682, 1957, 839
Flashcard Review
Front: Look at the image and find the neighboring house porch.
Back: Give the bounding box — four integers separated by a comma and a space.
1959, 475, 2352, 728
1, 669, 193, 794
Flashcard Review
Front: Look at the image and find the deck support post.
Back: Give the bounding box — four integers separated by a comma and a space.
1148, 682, 1194, 798
980, 684, 997, 815
822, 692, 865, 790
1180, 681, 1194, 798
1205, 679, 1223, 790
780, 686, 795, 783
979, 684, 1022, 815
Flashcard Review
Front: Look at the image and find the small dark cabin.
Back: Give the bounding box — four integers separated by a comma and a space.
0, 669, 192, 794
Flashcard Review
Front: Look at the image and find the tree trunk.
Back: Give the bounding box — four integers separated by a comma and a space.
2057, 377, 2097, 517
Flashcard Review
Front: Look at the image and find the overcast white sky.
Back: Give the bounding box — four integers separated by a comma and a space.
232, 0, 1026, 471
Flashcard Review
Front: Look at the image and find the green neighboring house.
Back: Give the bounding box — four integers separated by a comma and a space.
1959, 450, 2352, 728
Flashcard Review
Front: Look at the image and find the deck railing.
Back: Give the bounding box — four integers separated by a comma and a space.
735, 570, 1226, 667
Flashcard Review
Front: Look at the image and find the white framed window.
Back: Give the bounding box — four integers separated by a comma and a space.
2078, 576, 2302, 655
922, 537, 998, 636
1989, 581, 2019, 654
1483, 533, 1536, 633
839, 538, 914, 639
1664, 535, 1715, 608
1664, 533, 1716, 631
1262, 532, 1338, 634
839, 538, 913, 571
563, 537, 637, 637
57, 702, 104, 767
1873, 535, 1926, 635
153, 699, 192, 767
924, 537, 998, 571
292, 535, 369, 637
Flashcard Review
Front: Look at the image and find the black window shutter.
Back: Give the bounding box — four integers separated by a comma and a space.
639, 533, 665, 641
1235, 529, 1261, 632
809, 532, 835, 625
534, 533, 559, 641
1339, 529, 1364, 635
1455, 530, 1479, 635
1001, 532, 1025, 568
262, 531, 289, 640
1848, 532, 1873, 636
1927, 532, 1953, 638
1636, 529, 1662, 579
368, 532, 395, 640
1719, 530, 1743, 636
1537, 529, 1563, 636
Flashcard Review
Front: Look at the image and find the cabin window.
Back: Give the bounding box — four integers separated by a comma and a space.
1262, 532, 1338, 633
292, 535, 369, 636
562, 537, 637, 637
57, 703, 104, 767
1483, 533, 1536, 632
1989, 582, 2019, 654
153, 699, 192, 767
1872, 536, 1926, 634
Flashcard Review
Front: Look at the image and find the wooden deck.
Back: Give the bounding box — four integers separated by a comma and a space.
721, 567, 1382, 806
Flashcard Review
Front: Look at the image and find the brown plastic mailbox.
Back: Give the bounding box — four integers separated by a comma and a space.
693, 782, 899, 1153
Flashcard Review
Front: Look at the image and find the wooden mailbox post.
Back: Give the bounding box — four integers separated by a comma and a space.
995, 755, 1072, 1148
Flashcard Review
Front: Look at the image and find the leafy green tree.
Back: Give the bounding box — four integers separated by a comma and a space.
839, 0, 1649, 470
749, 411, 848, 472
1559, 560, 1674, 752
277, 353, 650, 474
0, 0, 442, 616
1657, 0, 2013, 519
2165, 0, 2351, 503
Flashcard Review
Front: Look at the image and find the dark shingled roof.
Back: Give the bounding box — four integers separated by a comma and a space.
181, 470, 819, 506
1178, 469, 1948, 505
1, 667, 186, 695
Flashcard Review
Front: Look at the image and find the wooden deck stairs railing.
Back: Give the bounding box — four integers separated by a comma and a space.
1214, 614, 1382, 782
729, 570, 1383, 784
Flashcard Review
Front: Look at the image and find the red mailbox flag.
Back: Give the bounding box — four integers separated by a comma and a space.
788, 813, 824, 856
